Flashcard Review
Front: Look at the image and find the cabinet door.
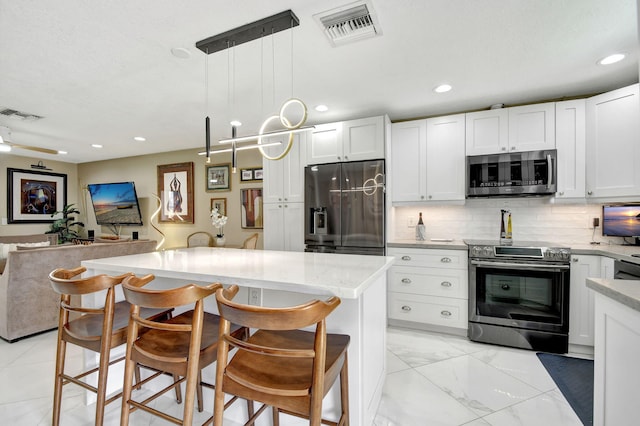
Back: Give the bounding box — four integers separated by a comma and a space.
465, 109, 508, 155
555, 99, 586, 199
342, 116, 385, 162
569, 255, 601, 347
263, 203, 285, 251
426, 114, 466, 201
261, 134, 288, 204
586, 83, 640, 198
263, 202, 304, 252
390, 120, 427, 202
508, 103, 556, 152
306, 122, 343, 165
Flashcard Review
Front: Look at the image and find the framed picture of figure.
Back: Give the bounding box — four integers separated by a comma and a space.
157, 162, 194, 223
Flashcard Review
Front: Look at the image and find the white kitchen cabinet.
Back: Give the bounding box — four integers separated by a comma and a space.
465, 109, 508, 155
390, 114, 465, 203
262, 133, 307, 204
263, 202, 304, 252
569, 254, 600, 348
465, 103, 555, 155
306, 115, 384, 164
426, 114, 466, 201
507, 103, 556, 152
555, 99, 586, 199
390, 120, 427, 202
387, 248, 468, 332
586, 83, 640, 199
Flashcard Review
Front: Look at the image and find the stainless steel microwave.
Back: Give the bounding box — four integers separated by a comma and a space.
467, 149, 557, 197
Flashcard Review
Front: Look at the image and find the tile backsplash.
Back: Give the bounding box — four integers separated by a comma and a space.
390, 198, 628, 245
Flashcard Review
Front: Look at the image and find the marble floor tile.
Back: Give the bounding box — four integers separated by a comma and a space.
415, 354, 541, 416
0, 327, 582, 426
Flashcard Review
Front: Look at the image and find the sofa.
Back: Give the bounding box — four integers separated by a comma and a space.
0, 235, 157, 342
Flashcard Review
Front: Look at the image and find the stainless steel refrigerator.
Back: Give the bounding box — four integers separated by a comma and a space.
304, 160, 385, 255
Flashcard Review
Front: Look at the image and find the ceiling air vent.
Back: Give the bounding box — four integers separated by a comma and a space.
0, 108, 43, 121
314, 1, 382, 47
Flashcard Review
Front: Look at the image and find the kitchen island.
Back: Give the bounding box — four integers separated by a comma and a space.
587, 277, 640, 426
82, 247, 395, 425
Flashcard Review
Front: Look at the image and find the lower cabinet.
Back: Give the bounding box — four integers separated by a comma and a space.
569, 255, 614, 349
387, 248, 468, 332
263, 202, 304, 251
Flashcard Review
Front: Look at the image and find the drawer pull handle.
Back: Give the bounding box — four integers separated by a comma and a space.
401, 256, 412, 261
401, 305, 412, 312
441, 257, 452, 263
441, 281, 452, 287
401, 278, 412, 284
441, 310, 452, 317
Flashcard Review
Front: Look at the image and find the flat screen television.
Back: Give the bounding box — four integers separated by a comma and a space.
87, 181, 143, 226
602, 203, 640, 239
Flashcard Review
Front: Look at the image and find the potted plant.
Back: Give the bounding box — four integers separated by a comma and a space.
210, 207, 228, 246
46, 203, 85, 244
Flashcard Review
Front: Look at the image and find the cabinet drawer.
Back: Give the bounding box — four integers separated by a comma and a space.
387, 248, 467, 269
389, 266, 468, 298
388, 293, 468, 329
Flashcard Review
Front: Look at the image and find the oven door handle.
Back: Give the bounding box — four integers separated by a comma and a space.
470, 259, 570, 271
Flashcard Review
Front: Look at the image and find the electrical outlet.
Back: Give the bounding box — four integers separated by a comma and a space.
407, 217, 416, 227
248, 287, 262, 306
592, 217, 600, 228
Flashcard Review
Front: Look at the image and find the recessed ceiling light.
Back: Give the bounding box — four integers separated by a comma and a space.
598, 53, 626, 65
434, 84, 452, 93
91, 144, 103, 148
315, 104, 329, 112
57, 150, 67, 155
170, 47, 191, 59
134, 136, 146, 142
230, 120, 242, 127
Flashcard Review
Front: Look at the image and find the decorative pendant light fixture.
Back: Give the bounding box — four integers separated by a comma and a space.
196, 10, 312, 163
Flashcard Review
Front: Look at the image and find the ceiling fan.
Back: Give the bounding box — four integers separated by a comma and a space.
0, 126, 59, 155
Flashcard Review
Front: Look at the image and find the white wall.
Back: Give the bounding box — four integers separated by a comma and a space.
390, 198, 627, 246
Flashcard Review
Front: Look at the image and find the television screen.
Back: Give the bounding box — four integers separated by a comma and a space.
87, 182, 143, 226
602, 204, 640, 237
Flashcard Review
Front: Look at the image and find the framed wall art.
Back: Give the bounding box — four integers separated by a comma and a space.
206, 163, 231, 191
210, 197, 227, 216
157, 162, 194, 223
7, 168, 67, 223
240, 167, 263, 182
240, 188, 263, 229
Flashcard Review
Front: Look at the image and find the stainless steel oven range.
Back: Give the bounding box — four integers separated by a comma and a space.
466, 240, 571, 354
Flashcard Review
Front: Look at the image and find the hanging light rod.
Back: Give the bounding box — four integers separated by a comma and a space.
197, 141, 283, 156
196, 10, 300, 55
219, 125, 315, 144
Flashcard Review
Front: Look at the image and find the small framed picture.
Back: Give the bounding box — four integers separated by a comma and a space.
240, 188, 263, 229
206, 163, 231, 191
240, 167, 263, 182
210, 197, 227, 216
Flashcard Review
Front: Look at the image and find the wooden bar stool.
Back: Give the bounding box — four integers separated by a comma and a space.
213, 285, 350, 426
120, 274, 249, 426
49, 266, 173, 426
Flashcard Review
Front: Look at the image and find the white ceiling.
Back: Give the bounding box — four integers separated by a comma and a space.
0, 0, 638, 163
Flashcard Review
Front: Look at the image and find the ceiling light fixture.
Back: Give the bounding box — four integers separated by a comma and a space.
598, 53, 626, 65
196, 10, 308, 164
91, 144, 103, 148
133, 136, 146, 142
58, 150, 67, 155
197, 140, 283, 156
315, 104, 329, 112
434, 84, 452, 93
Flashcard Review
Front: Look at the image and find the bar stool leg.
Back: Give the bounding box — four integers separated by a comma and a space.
340, 356, 350, 426
51, 336, 67, 426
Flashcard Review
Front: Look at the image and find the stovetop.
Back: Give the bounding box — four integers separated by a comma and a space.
464, 239, 571, 262
464, 239, 570, 249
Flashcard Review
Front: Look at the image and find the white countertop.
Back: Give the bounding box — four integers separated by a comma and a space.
82, 247, 395, 299
587, 277, 640, 312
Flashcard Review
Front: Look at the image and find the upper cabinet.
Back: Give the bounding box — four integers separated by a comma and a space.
586, 83, 640, 199
555, 99, 586, 199
390, 114, 465, 203
306, 115, 385, 164
262, 132, 307, 204
465, 102, 555, 155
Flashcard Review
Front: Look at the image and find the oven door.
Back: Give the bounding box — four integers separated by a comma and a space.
469, 259, 570, 333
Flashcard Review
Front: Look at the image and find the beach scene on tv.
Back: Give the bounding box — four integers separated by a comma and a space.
603, 205, 640, 236
88, 182, 143, 225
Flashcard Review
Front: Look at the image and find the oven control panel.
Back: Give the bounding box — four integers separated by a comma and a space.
468, 244, 570, 262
